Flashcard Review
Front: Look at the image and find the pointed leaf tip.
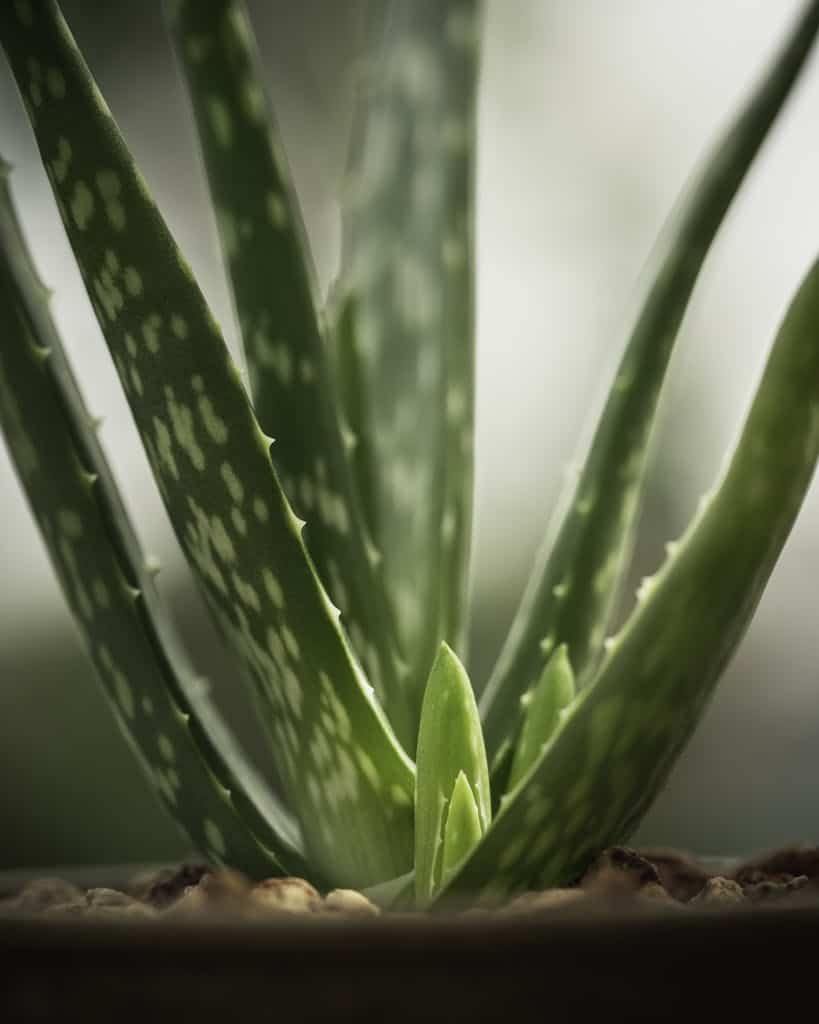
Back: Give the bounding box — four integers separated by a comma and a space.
507, 644, 575, 793
1, 0, 422, 886
441, 770, 483, 887
438, 243, 819, 903
479, 0, 819, 766
414, 643, 490, 904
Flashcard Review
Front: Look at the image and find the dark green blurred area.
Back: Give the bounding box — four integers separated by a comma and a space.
0, 573, 282, 867
1, 616, 188, 867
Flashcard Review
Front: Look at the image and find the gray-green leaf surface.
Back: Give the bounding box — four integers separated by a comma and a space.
166, 0, 414, 751
335, 0, 482, 727
0, 0, 414, 888
0, 162, 307, 880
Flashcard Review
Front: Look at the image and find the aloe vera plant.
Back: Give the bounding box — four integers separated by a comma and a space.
2, 0, 819, 908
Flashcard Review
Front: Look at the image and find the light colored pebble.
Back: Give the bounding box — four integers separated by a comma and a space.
251, 877, 321, 914
323, 889, 380, 917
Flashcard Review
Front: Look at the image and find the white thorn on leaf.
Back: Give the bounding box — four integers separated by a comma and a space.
636, 575, 655, 602
144, 554, 161, 577
188, 676, 210, 699
365, 540, 382, 568
539, 634, 555, 655
341, 425, 357, 452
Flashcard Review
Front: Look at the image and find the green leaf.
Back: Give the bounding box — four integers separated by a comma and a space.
335, 0, 482, 725
506, 644, 575, 793
414, 643, 489, 905
361, 869, 415, 911
479, 0, 819, 767
439, 251, 819, 904
441, 770, 483, 888
0, 0, 414, 888
0, 162, 309, 880
165, 0, 414, 752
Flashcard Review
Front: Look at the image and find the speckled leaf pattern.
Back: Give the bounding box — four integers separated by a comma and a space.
414, 644, 489, 905
479, 0, 819, 768
166, 0, 414, 752
0, 0, 414, 888
0, 165, 308, 880
335, 0, 481, 723
441, 253, 819, 904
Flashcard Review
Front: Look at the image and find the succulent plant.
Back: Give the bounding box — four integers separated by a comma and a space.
2, 0, 819, 909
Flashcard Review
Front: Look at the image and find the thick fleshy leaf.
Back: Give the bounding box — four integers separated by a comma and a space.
414, 644, 489, 904
0, 0, 414, 888
0, 163, 308, 880
506, 644, 575, 793
334, 0, 482, 725
166, 0, 414, 751
440, 252, 819, 904
480, 0, 819, 770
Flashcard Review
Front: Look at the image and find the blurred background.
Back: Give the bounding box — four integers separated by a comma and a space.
1, 0, 818, 870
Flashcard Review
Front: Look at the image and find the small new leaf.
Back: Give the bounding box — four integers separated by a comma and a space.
441, 770, 483, 889
414, 643, 490, 905
507, 644, 575, 793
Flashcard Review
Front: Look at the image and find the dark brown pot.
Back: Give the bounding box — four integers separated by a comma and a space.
2, 863, 819, 1022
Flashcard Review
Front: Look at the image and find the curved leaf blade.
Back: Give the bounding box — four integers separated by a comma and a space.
0, 163, 307, 880
166, 0, 414, 751
480, 0, 819, 766
0, 0, 414, 888
442, 252, 819, 904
